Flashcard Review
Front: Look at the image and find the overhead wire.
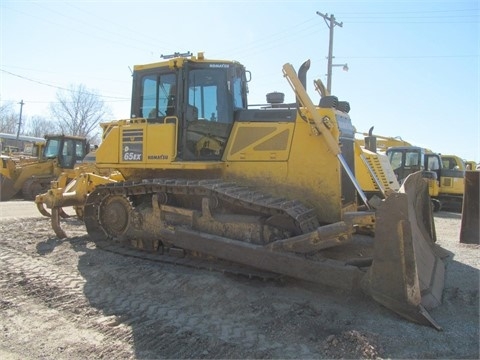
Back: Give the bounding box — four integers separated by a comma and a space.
2, 3, 477, 108
0, 69, 130, 101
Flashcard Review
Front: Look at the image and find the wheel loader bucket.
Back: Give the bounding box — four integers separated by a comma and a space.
0, 174, 18, 201
460, 171, 479, 244
364, 171, 445, 330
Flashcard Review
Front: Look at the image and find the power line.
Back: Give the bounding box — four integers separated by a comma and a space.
0, 69, 129, 100
338, 8, 479, 15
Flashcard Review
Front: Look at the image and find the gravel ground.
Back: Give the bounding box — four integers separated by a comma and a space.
0, 201, 478, 359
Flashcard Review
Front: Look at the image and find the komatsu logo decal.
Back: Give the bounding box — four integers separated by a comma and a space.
209, 64, 229, 68
148, 154, 169, 160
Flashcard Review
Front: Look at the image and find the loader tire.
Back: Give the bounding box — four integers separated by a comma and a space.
0, 174, 18, 201
22, 178, 47, 200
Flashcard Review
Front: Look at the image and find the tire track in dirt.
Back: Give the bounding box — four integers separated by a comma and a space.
2, 213, 477, 359
0, 230, 320, 358
0, 245, 136, 359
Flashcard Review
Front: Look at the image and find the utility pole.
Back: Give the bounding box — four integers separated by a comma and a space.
316, 12, 343, 93
16, 99, 24, 149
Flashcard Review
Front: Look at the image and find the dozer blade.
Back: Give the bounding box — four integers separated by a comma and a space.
0, 174, 18, 201
460, 171, 479, 244
364, 171, 445, 330
51, 207, 67, 239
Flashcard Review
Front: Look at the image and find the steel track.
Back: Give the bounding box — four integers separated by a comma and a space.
83, 178, 321, 282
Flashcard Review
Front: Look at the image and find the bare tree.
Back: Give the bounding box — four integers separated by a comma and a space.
25, 115, 56, 138
0, 102, 20, 134
49, 84, 111, 140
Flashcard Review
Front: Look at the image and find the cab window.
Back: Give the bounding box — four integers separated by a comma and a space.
140, 73, 177, 119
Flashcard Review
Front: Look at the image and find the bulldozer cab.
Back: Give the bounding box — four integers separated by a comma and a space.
43, 135, 89, 169
130, 53, 249, 161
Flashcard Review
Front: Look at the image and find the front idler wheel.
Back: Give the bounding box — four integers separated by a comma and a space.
99, 195, 132, 238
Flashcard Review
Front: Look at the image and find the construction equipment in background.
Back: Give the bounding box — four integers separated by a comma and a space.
357, 129, 412, 152
354, 139, 399, 200
0, 134, 89, 201
359, 128, 466, 212
0, 132, 45, 155
36, 53, 445, 329
385, 146, 465, 212
460, 171, 479, 244
9, 141, 46, 165
441, 154, 467, 171
464, 160, 477, 171
441, 155, 478, 172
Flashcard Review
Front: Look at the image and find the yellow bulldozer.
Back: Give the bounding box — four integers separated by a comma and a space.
0, 134, 89, 201
35, 52, 445, 329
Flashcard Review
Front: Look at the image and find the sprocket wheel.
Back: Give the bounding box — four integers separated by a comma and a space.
99, 195, 132, 237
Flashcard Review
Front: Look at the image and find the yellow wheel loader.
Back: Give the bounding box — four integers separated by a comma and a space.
0, 134, 89, 201
36, 53, 445, 329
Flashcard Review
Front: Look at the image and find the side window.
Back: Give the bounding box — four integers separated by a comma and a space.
75, 141, 85, 158
232, 77, 245, 110
388, 151, 403, 171
141, 76, 156, 118
141, 73, 177, 119
61, 139, 76, 168
44, 139, 59, 158
405, 151, 419, 166
428, 156, 440, 171
157, 74, 176, 117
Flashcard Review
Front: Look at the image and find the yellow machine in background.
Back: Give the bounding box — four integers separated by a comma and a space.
385, 147, 465, 211
354, 140, 399, 199
464, 160, 477, 170
36, 53, 445, 329
358, 128, 466, 211
2, 141, 46, 165
0, 134, 89, 201
357, 130, 412, 152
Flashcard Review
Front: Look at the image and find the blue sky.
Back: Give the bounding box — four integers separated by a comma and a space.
1, 0, 479, 161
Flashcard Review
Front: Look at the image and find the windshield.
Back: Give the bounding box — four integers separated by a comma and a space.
188, 68, 229, 122
187, 65, 247, 123
43, 138, 60, 158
